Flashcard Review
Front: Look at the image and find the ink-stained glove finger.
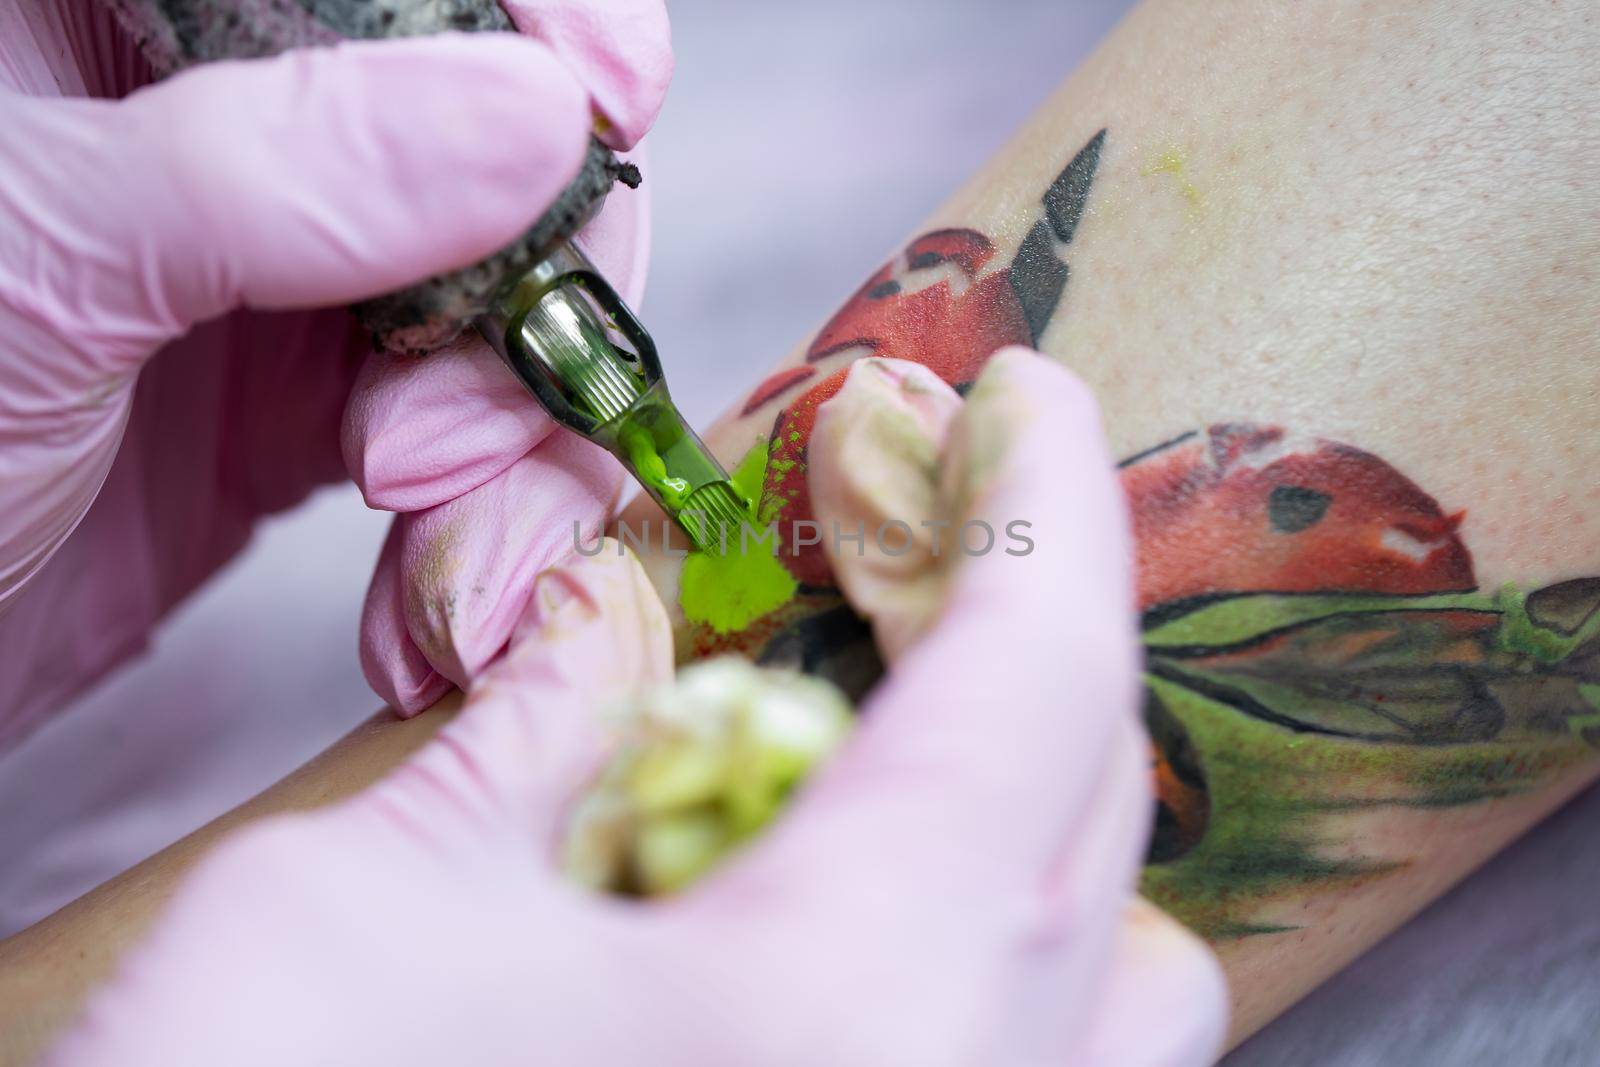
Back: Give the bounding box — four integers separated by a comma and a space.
359, 517, 454, 713
358, 432, 625, 714
781, 347, 1144, 888
361, 543, 674, 849
807, 357, 964, 661
502, 0, 673, 151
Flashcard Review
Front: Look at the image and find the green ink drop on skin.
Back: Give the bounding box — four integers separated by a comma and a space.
680, 545, 797, 635
728, 441, 772, 519
678, 439, 798, 634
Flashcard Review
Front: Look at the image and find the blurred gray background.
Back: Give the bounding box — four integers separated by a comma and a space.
2, 2, 1596, 1063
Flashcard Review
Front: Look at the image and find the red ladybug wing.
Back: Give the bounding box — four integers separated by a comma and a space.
1124, 425, 1475, 611
761, 234, 1034, 585
764, 367, 850, 587
806, 229, 1007, 363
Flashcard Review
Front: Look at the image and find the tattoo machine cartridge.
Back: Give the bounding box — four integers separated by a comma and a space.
477, 243, 751, 554
112, 0, 749, 557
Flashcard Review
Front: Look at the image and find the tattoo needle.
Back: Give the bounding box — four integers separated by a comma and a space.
477, 242, 750, 553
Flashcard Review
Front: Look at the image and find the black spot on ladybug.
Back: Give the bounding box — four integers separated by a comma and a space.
907, 250, 944, 269
866, 280, 902, 299
1268, 485, 1332, 534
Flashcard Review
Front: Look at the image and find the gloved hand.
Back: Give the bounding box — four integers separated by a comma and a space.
46, 349, 1225, 1067
342, 0, 672, 714
0, 0, 672, 748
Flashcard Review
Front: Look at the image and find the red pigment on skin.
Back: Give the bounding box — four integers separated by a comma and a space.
686, 592, 836, 660
804, 229, 1028, 371
1122, 425, 1474, 610
755, 228, 1036, 587
740, 366, 816, 416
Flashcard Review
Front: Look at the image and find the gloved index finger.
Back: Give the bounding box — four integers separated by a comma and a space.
343, 333, 557, 513
776, 348, 1146, 889
502, 0, 674, 151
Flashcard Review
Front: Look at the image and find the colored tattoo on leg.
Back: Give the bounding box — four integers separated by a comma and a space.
1126, 427, 1600, 936
738, 129, 1107, 589
688, 128, 1600, 940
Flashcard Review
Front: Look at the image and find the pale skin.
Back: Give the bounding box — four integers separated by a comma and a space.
2, 0, 1597, 1061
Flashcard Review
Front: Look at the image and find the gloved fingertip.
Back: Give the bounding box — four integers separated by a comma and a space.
808, 357, 964, 660
942, 345, 1126, 612
342, 337, 556, 513
445, 470, 627, 683
360, 521, 454, 715
831, 357, 963, 436
969, 345, 1090, 411
492, 539, 674, 697
382, 660, 454, 719
436, 543, 671, 848
503, 0, 674, 150
393, 435, 626, 691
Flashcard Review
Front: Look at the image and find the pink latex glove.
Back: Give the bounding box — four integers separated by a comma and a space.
0, 0, 672, 749
809, 349, 1229, 1064
47, 349, 1225, 1067
342, 1, 672, 714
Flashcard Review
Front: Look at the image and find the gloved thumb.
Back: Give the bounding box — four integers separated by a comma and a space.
348, 543, 674, 854
796, 348, 1144, 888
0, 32, 593, 370
806, 356, 965, 661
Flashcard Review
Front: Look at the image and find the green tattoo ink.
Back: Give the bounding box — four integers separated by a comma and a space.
1140, 584, 1600, 938
619, 419, 692, 511
678, 440, 798, 635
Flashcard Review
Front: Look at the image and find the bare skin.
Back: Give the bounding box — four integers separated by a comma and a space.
2, 0, 1597, 1062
